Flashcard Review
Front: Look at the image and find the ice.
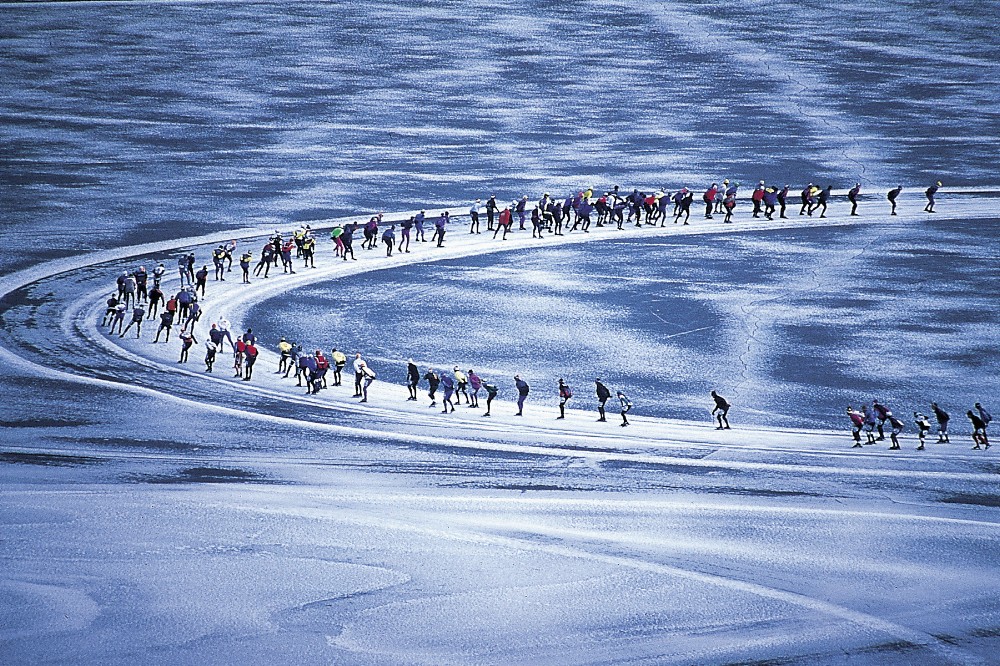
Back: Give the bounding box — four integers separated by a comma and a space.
3, 0, 1000, 663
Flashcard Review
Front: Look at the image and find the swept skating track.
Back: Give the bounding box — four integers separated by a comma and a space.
3, 191, 1000, 665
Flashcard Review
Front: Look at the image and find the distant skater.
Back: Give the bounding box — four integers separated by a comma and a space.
468, 370, 482, 408
887, 414, 904, 450
454, 367, 469, 405
119, 306, 145, 339
924, 181, 941, 212
243, 340, 258, 380
595, 378, 611, 422
469, 199, 481, 234
359, 362, 376, 402
968, 410, 990, 450
382, 225, 395, 257
711, 391, 731, 429
398, 218, 412, 253
423, 368, 440, 407
440, 371, 455, 413
872, 400, 890, 440
178, 330, 197, 364
975, 402, 992, 433
931, 402, 950, 443
862, 403, 877, 444
406, 359, 420, 400
557, 378, 572, 419
514, 375, 530, 416
617, 390, 632, 427
848, 183, 861, 216
353, 353, 365, 397
847, 406, 865, 447
887, 186, 902, 216
482, 379, 498, 417
914, 412, 931, 450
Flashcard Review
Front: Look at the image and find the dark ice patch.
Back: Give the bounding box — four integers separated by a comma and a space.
0, 451, 103, 467
0, 418, 94, 428
939, 493, 1000, 508
130, 466, 276, 485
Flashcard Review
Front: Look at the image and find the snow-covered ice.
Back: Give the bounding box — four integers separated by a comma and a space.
2, 1, 1000, 664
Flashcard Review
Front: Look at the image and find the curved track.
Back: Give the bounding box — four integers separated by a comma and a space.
3, 193, 1000, 665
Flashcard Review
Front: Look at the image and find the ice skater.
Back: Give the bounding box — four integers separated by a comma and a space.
673, 189, 693, 225
440, 371, 456, 413
423, 368, 440, 407
382, 225, 395, 257
454, 367, 469, 405
469, 199, 481, 234
751, 181, 765, 218
862, 404, 878, 444
777, 185, 789, 219
109, 303, 127, 335
353, 352, 365, 397
931, 402, 950, 443
924, 181, 941, 212
847, 406, 865, 447
359, 362, 376, 402
975, 402, 992, 433
872, 400, 890, 440
119, 305, 146, 339
398, 218, 412, 253
482, 379, 498, 416
617, 390, 632, 427
406, 359, 420, 400
153, 310, 174, 343
178, 329, 197, 364
514, 375, 530, 416
341, 223, 357, 261
887, 186, 902, 216
557, 378, 572, 419
204, 340, 217, 372
331, 348, 346, 386
101, 294, 119, 327
848, 183, 861, 216
914, 412, 932, 450
240, 251, 252, 283
243, 340, 258, 380
595, 378, 611, 422
711, 390, 731, 429
468, 369, 482, 408
887, 413, 904, 450
968, 409, 990, 449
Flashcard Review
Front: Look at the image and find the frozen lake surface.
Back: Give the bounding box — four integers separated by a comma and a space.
2, 0, 1000, 664
251, 215, 1000, 431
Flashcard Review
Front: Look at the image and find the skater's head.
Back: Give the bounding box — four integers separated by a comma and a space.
968, 410, 975, 417
846, 406, 852, 412
454, 366, 459, 372
355, 352, 361, 359
711, 390, 718, 397
931, 402, 938, 409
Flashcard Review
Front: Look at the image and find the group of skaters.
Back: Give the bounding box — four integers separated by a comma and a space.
314, 180, 945, 258
100, 260, 995, 453
846, 400, 991, 451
